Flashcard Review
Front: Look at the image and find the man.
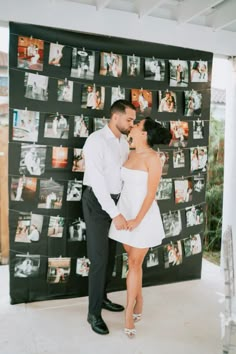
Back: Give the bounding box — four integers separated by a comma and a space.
82, 99, 136, 335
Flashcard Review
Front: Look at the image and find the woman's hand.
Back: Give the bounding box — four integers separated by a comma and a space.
127, 218, 140, 231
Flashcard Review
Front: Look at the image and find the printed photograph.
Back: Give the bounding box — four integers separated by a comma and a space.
158, 90, 177, 113
162, 210, 182, 237
164, 241, 183, 268
193, 176, 205, 193
144, 57, 165, 81
15, 213, 43, 243
190, 60, 208, 82
17, 36, 44, 71
48, 42, 65, 66
12, 109, 39, 142
0, 76, 8, 96
24, 72, 48, 101
183, 234, 202, 257
185, 205, 204, 227
67, 180, 83, 201
81, 84, 105, 110
159, 151, 170, 175
47, 257, 71, 284
111, 86, 125, 105
146, 248, 159, 267
19, 144, 46, 176
190, 146, 208, 172
38, 179, 64, 209
14, 254, 40, 278
131, 89, 152, 115
57, 79, 73, 102
72, 148, 85, 172
68, 217, 86, 242
76, 257, 90, 277
170, 121, 189, 147
184, 90, 202, 117
99, 52, 122, 77
127, 55, 140, 77
169, 60, 188, 87
156, 178, 172, 201
44, 113, 69, 139
10, 176, 37, 202
173, 149, 185, 169
74, 115, 89, 137
48, 216, 65, 238
193, 120, 204, 139
121, 253, 129, 279
52, 146, 68, 169
93, 117, 109, 131
71, 48, 95, 79
174, 178, 193, 204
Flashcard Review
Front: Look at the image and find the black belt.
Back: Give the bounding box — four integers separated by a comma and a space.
86, 186, 120, 201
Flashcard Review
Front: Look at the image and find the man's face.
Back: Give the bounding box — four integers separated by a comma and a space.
115, 107, 136, 135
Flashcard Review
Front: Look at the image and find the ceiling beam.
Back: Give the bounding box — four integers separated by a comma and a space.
137, 0, 168, 18
96, 0, 111, 11
178, 0, 224, 24
207, 0, 236, 31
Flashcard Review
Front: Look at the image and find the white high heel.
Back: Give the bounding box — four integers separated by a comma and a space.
133, 313, 142, 322
124, 327, 136, 338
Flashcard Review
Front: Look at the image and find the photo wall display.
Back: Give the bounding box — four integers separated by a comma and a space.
9, 22, 212, 304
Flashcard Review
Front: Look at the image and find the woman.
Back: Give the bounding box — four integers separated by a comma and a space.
109, 117, 171, 338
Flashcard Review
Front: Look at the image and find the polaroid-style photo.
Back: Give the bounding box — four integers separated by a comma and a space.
72, 148, 85, 172
193, 120, 204, 139
174, 178, 193, 204
44, 113, 69, 139
146, 248, 159, 267
173, 149, 185, 169
15, 213, 43, 243
52, 146, 68, 169
190, 146, 208, 172
156, 178, 172, 201
127, 55, 140, 77
0, 76, 8, 96
68, 218, 86, 241
57, 79, 73, 102
190, 61, 208, 82
17, 36, 44, 71
71, 48, 95, 79
14, 254, 40, 278
193, 176, 205, 193
111, 86, 125, 105
74, 115, 89, 137
48, 216, 65, 238
76, 257, 90, 277
162, 210, 182, 237
184, 90, 202, 117
158, 90, 177, 113
48, 42, 65, 66
99, 52, 122, 77
24, 73, 48, 101
164, 241, 183, 268
144, 57, 165, 81
19, 144, 46, 176
159, 151, 170, 176
38, 179, 64, 209
10, 176, 37, 202
67, 180, 83, 201
47, 257, 71, 284
81, 84, 105, 110
185, 205, 204, 227
121, 253, 129, 279
13, 109, 39, 142
183, 234, 202, 257
170, 121, 189, 147
93, 117, 109, 131
131, 89, 152, 115
169, 60, 188, 87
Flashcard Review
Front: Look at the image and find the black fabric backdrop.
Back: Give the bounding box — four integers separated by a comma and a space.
9, 22, 213, 304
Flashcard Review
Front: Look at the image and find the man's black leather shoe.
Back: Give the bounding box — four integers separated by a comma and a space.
102, 298, 124, 312
87, 313, 109, 335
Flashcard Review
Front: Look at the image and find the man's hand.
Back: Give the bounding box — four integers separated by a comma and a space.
113, 214, 127, 230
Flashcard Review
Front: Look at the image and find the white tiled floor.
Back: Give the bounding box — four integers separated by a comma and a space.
0, 259, 224, 354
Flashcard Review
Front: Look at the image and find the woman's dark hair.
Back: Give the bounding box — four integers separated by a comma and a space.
143, 117, 172, 147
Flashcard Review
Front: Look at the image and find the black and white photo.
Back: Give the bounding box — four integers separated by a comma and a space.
68, 218, 86, 241
74, 115, 89, 137
14, 254, 40, 278
184, 90, 202, 117
193, 120, 204, 139
127, 55, 140, 77
57, 79, 73, 102
38, 179, 64, 209
173, 149, 185, 169
67, 180, 83, 201
71, 48, 95, 79
24, 73, 48, 101
13, 109, 39, 142
156, 178, 172, 200
144, 57, 165, 81
162, 210, 182, 237
44, 113, 69, 139
185, 205, 204, 227
48, 216, 65, 238
19, 144, 46, 176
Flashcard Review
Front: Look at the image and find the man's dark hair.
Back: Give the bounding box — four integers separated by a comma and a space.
110, 99, 136, 116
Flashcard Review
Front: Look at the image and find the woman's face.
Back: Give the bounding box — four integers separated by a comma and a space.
128, 119, 146, 147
